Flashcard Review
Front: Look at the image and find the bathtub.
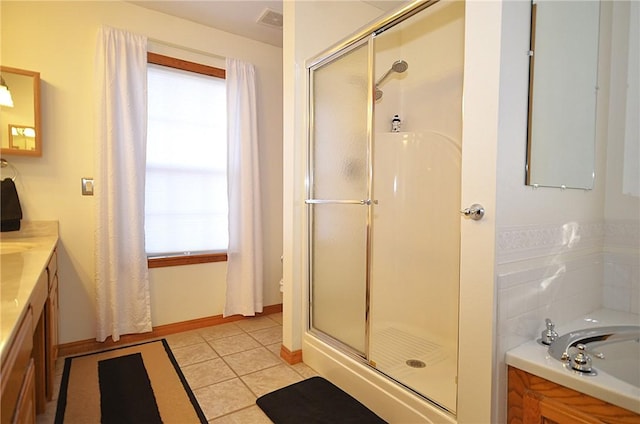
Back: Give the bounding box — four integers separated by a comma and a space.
506, 309, 640, 414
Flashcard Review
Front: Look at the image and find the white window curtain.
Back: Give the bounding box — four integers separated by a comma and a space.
224, 58, 263, 317
94, 26, 152, 342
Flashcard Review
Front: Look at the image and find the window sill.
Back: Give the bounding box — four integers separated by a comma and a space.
148, 253, 227, 268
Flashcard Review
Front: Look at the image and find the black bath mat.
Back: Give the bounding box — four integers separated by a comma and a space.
256, 376, 387, 423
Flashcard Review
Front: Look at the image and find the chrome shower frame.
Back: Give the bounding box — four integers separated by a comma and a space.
304, 0, 453, 414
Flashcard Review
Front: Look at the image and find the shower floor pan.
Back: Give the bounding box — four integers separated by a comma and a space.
370, 327, 457, 412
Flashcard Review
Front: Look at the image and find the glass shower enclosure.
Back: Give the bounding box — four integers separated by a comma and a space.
306, 0, 464, 414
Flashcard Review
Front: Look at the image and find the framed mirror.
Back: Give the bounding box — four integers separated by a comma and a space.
0, 66, 41, 157
526, 1, 600, 189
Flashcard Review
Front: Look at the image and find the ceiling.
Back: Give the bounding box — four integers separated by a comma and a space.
128, 1, 404, 48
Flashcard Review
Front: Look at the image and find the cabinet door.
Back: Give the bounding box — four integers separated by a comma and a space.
1, 310, 34, 423
45, 275, 59, 401
33, 314, 46, 414
13, 359, 36, 424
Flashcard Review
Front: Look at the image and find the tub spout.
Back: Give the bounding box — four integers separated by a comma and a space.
548, 325, 640, 363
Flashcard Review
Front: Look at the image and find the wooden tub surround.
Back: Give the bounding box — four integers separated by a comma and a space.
508, 366, 640, 424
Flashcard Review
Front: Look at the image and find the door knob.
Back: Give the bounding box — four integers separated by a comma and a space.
460, 204, 485, 221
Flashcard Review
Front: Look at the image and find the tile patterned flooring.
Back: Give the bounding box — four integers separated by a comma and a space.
38, 313, 318, 423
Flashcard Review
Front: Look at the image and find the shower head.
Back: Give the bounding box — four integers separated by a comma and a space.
391, 60, 409, 73
375, 60, 409, 86
375, 60, 408, 100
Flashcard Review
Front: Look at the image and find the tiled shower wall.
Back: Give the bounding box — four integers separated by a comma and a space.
494, 219, 639, 422
497, 221, 604, 351
497, 219, 639, 349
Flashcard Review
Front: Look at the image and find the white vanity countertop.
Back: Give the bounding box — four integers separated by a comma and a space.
506, 309, 640, 414
0, 221, 59, 364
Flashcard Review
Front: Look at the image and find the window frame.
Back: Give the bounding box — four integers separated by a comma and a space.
146, 52, 227, 268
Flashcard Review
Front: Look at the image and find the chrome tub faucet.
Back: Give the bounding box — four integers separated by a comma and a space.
546, 323, 640, 374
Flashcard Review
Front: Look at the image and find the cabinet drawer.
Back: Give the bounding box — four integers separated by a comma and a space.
1, 309, 34, 424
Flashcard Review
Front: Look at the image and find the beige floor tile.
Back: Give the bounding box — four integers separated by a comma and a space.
165, 330, 206, 349
181, 357, 236, 389
291, 362, 319, 379
199, 322, 244, 341
37, 362, 63, 424
241, 364, 303, 398
209, 333, 261, 356
35, 401, 57, 424
264, 343, 281, 357
48, 370, 63, 402
55, 357, 65, 376
211, 405, 273, 424
268, 312, 283, 325
194, 378, 256, 420
235, 316, 279, 332
223, 347, 282, 376
248, 326, 282, 346
171, 342, 218, 366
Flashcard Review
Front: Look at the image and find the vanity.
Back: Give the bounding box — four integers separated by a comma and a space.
1, 221, 59, 423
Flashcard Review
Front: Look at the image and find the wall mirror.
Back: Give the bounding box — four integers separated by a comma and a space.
526, 1, 600, 189
0, 66, 41, 157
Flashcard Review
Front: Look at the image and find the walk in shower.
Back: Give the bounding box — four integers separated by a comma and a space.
306, 0, 464, 415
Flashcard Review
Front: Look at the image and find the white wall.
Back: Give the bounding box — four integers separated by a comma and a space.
494, 1, 639, 422
1, 1, 283, 344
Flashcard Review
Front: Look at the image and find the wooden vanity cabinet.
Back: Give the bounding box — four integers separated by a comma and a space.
508, 366, 640, 424
1, 309, 35, 424
34, 250, 58, 413
0, 248, 58, 423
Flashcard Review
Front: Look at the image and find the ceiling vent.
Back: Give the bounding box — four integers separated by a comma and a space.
257, 8, 283, 28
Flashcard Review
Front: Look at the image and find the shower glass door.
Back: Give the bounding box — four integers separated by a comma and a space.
367, 2, 463, 414
307, 0, 463, 415
307, 38, 373, 356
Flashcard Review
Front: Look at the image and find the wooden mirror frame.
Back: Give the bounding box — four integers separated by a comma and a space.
0, 66, 41, 157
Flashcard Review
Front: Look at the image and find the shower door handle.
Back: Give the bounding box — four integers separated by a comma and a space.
305, 199, 378, 205
460, 204, 485, 220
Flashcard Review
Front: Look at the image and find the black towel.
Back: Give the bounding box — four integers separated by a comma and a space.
1, 178, 22, 232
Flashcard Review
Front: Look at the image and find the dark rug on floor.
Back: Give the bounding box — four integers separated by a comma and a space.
55, 339, 207, 424
256, 376, 387, 424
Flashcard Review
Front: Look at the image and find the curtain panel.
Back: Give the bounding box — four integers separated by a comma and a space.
94, 26, 152, 342
224, 58, 264, 317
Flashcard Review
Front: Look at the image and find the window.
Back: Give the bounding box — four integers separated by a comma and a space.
145, 53, 228, 267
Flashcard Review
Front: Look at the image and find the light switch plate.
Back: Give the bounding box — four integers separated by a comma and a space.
81, 177, 94, 196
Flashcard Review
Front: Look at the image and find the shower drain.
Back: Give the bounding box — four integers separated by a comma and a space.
405, 359, 426, 368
